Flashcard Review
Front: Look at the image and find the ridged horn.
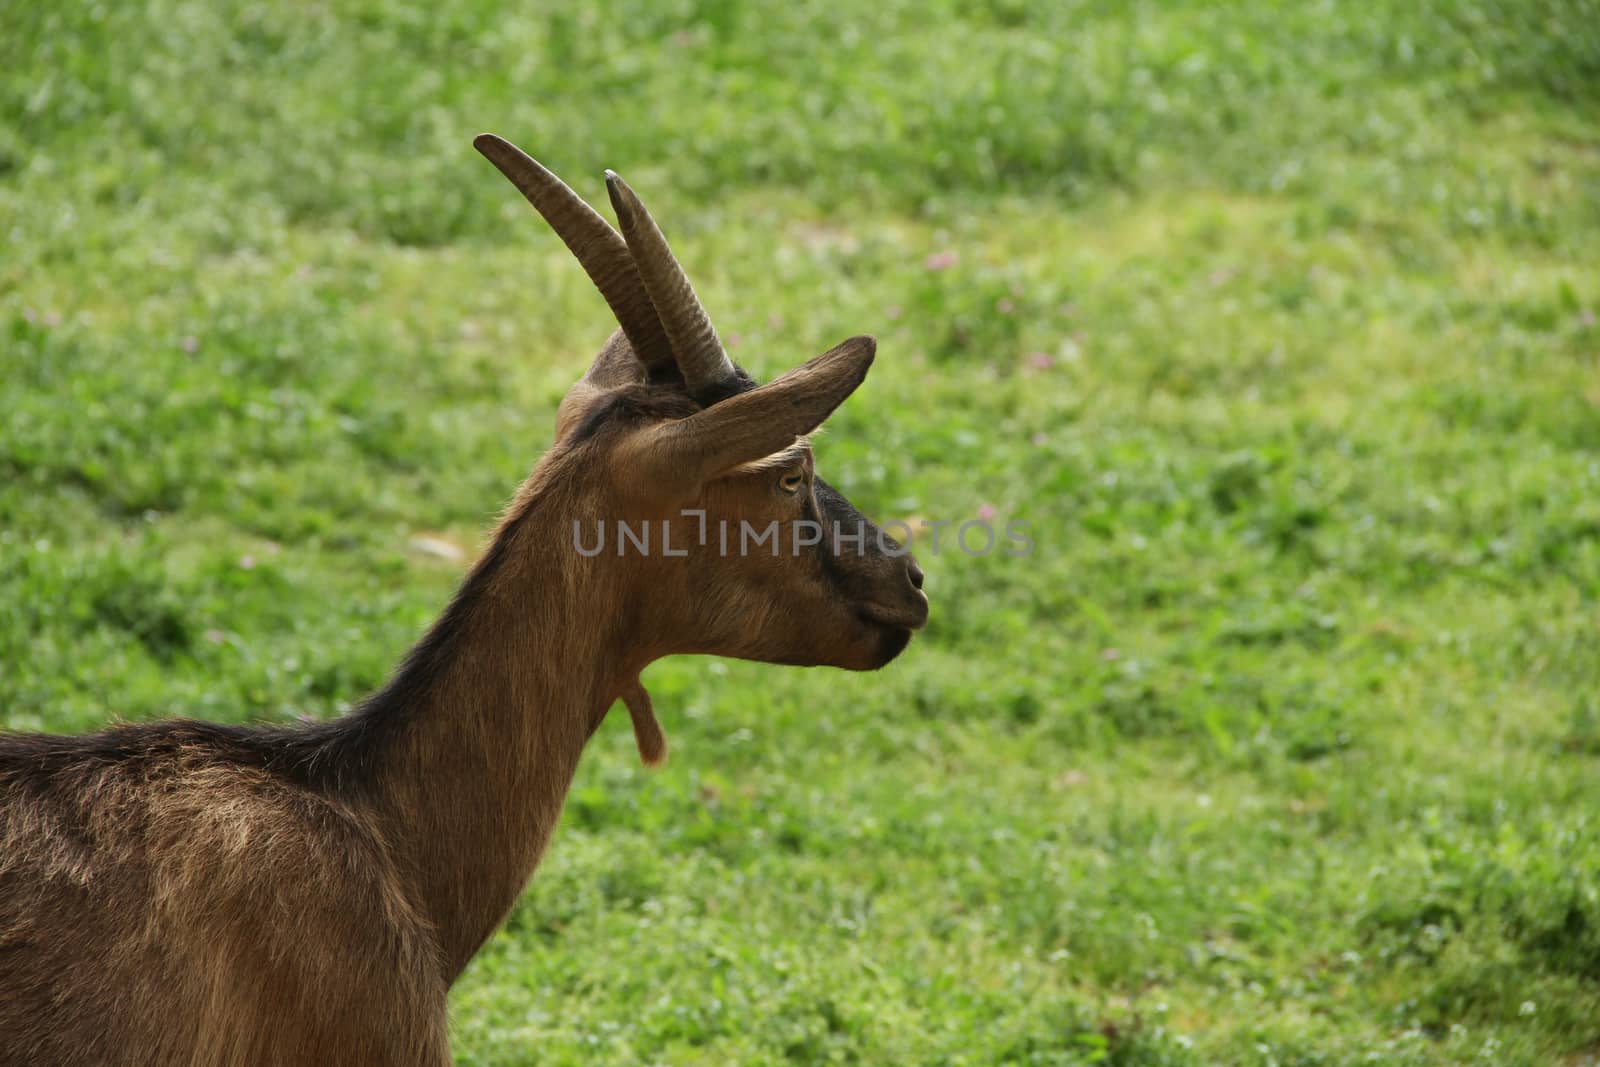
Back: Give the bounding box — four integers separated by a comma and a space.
604, 170, 738, 398
473, 134, 674, 370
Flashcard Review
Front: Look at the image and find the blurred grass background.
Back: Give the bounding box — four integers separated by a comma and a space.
4, 1, 1600, 1063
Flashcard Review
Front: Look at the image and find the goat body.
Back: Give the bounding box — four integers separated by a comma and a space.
0, 135, 928, 1066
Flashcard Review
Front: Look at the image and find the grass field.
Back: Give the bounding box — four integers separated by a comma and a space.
4, 1, 1600, 1063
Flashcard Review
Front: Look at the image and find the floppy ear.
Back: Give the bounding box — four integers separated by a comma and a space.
616, 335, 876, 499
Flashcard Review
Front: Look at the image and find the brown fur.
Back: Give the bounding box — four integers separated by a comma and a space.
0, 151, 928, 1065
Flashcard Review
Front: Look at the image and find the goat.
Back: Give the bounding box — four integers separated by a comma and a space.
0, 135, 928, 1066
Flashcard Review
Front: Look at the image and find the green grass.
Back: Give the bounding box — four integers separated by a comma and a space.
4, 0, 1600, 1062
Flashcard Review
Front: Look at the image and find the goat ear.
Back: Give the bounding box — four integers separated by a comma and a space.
617, 335, 875, 498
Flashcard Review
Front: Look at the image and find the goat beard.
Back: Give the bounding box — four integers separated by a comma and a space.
621, 680, 667, 767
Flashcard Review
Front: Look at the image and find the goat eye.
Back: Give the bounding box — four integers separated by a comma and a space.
779, 471, 805, 494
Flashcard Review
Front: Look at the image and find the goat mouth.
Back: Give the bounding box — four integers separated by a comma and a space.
862, 615, 915, 667
856, 603, 928, 633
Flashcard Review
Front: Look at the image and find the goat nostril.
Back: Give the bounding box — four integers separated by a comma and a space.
907, 560, 925, 590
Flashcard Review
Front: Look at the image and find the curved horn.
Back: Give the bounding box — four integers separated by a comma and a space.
604, 170, 738, 398
473, 134, 674, 370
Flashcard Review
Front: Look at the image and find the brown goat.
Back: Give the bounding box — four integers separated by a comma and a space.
0, 136, 928, 1066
